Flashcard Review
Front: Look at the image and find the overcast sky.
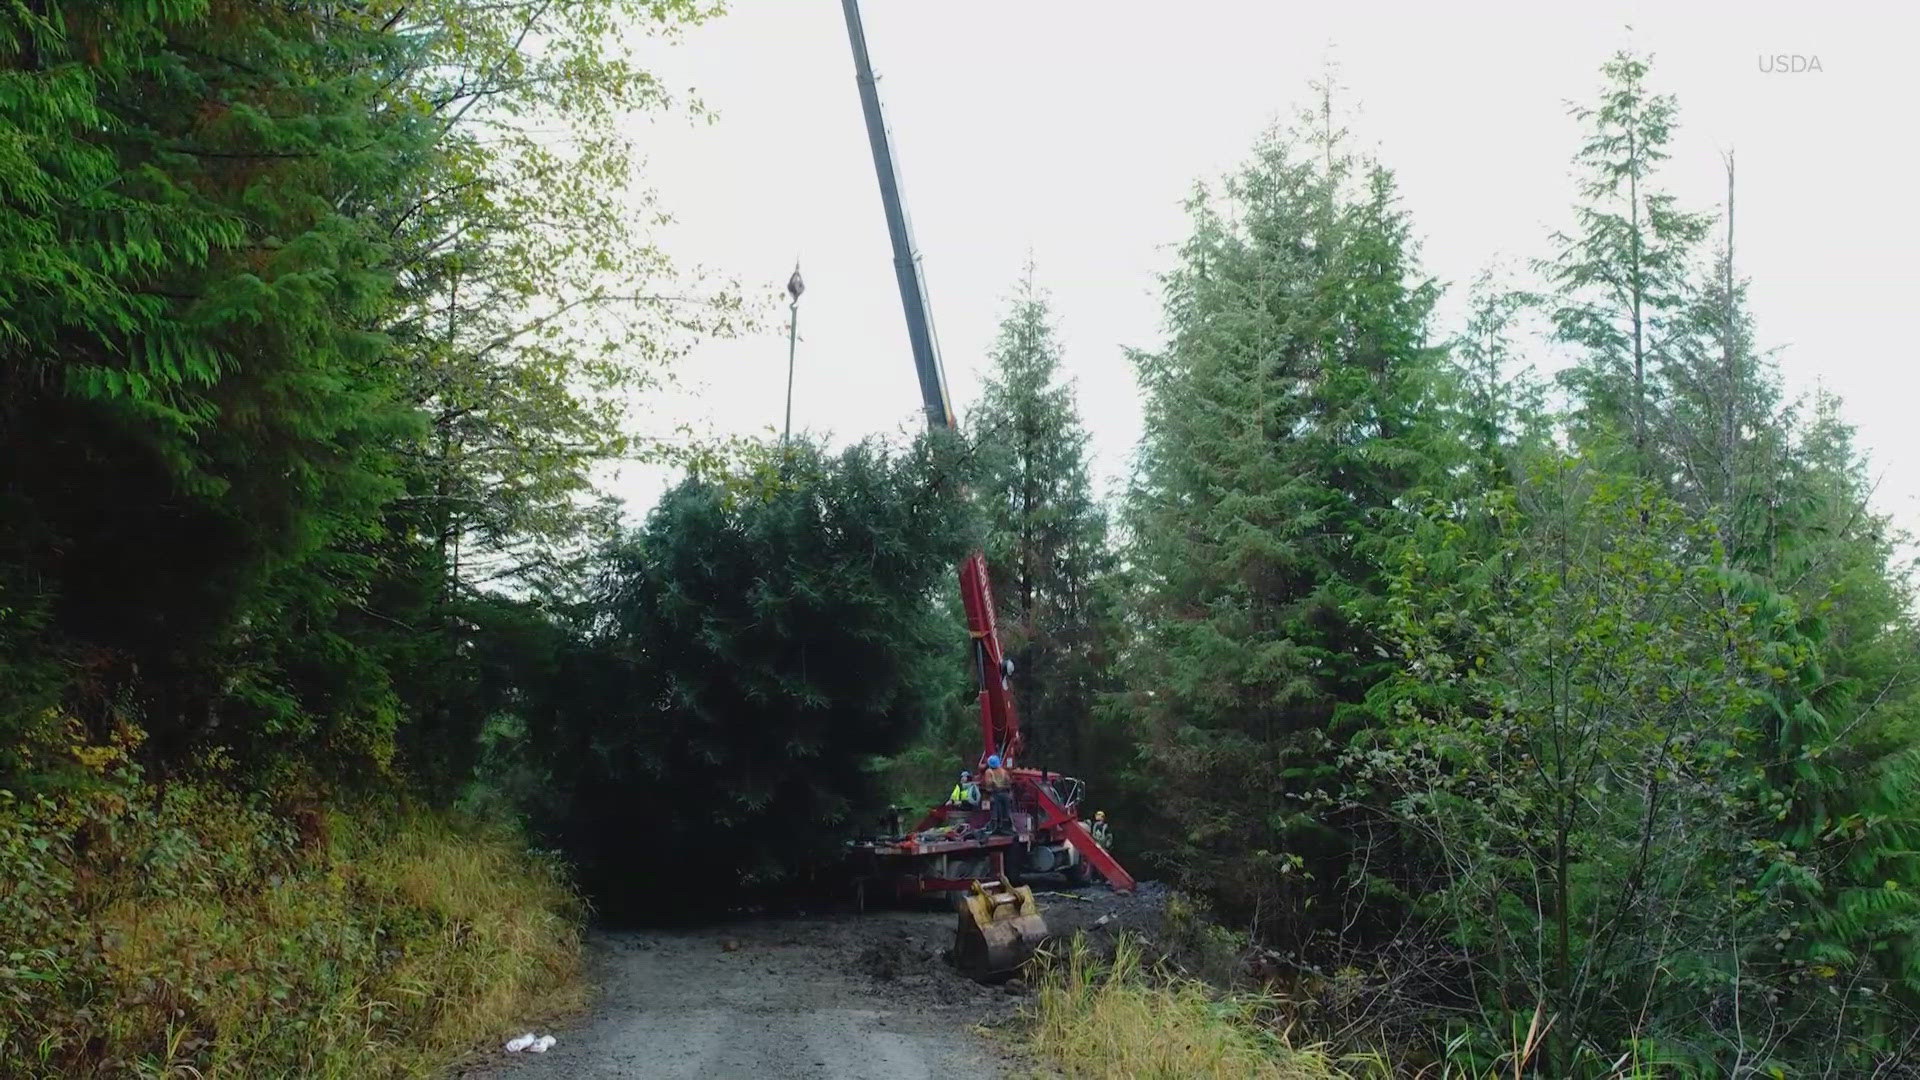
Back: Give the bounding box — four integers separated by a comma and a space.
604, 0, 1920, 541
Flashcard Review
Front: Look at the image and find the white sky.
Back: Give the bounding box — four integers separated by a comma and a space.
605, 0, 1920, 541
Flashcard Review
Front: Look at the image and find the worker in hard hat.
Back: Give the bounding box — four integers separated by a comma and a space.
947, 770, 979, 809
1090, 810, 1112, 848
981, 754, 1013, 835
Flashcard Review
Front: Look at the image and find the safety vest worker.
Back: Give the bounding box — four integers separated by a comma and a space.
948, 771, 979, 808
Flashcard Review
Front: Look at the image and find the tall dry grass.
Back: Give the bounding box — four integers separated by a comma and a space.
1026, 933, 1383, 1080
0, 778, 583, 1078
1025, 931, 1701, 1080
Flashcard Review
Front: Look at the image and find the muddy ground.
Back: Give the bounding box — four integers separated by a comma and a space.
455, 880, 1170, 1079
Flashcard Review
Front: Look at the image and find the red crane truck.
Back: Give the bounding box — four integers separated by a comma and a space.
835, 0, 1135, 913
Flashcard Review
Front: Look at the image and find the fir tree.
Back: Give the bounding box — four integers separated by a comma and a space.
1123, 120, 1453, 945
968, 263, 1115, 775
1450, 265, 1552, 488
1652, 154, 1792, 566
1544, 51, 1712, 475
530, 436, 974, 917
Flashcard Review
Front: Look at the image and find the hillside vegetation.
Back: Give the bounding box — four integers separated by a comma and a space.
0, 1, 722, 1074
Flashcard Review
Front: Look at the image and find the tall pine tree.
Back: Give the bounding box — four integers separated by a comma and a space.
968, 263, 1116, 776
1123, 114, 1453, 945
1544, 50, 1712, 476
1650, 154, 1793, 566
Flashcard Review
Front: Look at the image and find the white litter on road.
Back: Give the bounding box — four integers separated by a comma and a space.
529, 1035, 556, 1053
505, 1033, 537, 1052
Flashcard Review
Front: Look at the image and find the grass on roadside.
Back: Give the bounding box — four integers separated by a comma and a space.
1025, 932, 1384, 1080
1, 770, 584, 1079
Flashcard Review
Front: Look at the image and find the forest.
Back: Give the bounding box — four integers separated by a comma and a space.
2, 2, 1916, 1077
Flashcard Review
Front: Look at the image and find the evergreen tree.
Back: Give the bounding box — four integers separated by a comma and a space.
1544, 51, 1712, 474
529, 436, 974, 917
1360, 62, 1920, 1066
0, 1, 427, 771
1652, 155, 1793, 566
968, 263, 1115, 775
1450, 266, 1552, 489
1733, 395, 1920, 1061
1122, 119, 1453, 945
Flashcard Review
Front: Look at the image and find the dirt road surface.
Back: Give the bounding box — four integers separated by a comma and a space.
458, 883, 1167, 1080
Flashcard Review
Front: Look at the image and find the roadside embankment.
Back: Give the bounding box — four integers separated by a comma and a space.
0, 775, 582, 1078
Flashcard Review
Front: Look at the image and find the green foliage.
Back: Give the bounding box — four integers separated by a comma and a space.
1106, 51, 1920, 1076
1656, 234, 1791, 560
0, 0, 430, 775
1543, 50, 1714, 470
0, 732, 582, 1076
1725, 396, 1920, 1058
1354, 449, 1920, 1073
377, 0, 741, 597
1448, 265, 1553, 488
0, 0, 726, 787
1120, 114, 1456, 947
968, 262, 1122, 779
525, 436, 976, 916
1305, 51, 1920, 1074
0, 2, 720, 1072
1361, 459, 1780, 1071
5, 10, 1918, 1076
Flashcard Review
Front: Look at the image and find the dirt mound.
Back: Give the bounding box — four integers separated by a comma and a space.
853, 933, 938, 981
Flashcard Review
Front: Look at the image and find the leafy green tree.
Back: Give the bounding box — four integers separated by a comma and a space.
1363, 460, 1786, 1074
1351, 72, 1920, 1066
0, 0, 728, 789
359, 0, 736, 790
374, 0, 740, 597
0, 0, 426, 774
1363, 444, 1920, 1073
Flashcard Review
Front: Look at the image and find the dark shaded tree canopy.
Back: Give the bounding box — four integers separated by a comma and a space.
525, 437, 975, 918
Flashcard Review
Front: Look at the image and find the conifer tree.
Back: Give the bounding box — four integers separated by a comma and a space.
530, 436, 974, 916
1123, 116, 1453, 944
968, 264, 1114, 773
0, 0, 723, 781
1544, 51, 1712, 475
0, 0, 428, 767
1736, 395, 1920, 1058
1651, 155, 1793, 566
1451, 267, 1552, 487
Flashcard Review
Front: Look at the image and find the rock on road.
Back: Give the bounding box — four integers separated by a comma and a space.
458, 908, 1025, 1080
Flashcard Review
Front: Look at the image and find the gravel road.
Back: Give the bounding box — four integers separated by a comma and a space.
455, 881, 1165, 1080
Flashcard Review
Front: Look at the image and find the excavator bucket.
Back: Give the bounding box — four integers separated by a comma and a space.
953, 875, 1049, 982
